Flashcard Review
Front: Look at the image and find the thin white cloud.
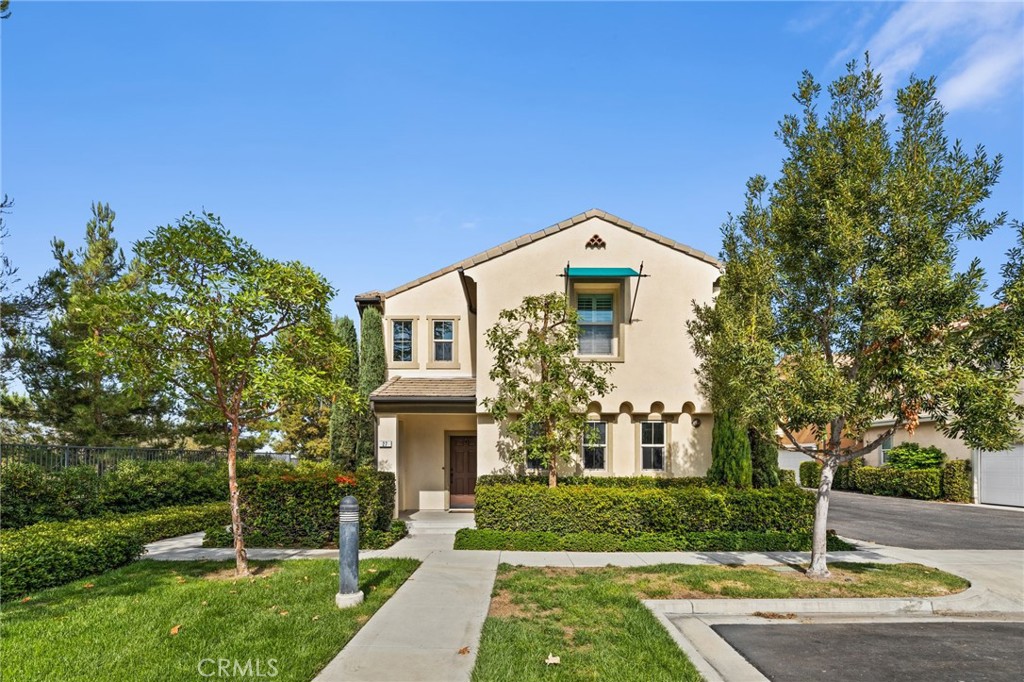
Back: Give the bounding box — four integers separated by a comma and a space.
938, 31, 1024, 111
841, 1, 1023, 112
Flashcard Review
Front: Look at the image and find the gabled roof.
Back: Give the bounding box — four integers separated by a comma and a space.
355, 208, 722, 303
369, 376, 476, 403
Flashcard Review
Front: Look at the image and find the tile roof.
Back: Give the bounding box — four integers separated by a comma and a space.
369, 376, 477, 402
354, 208, 722, 302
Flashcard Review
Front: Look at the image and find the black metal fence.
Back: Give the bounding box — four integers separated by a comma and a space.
0, 443, 297, 473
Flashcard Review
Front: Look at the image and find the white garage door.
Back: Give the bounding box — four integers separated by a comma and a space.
978, 444, 1024, 508
777, 449, 814, 474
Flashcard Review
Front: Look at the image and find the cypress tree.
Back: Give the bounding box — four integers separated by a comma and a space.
708, 408, 752, 487
356, 307, 387, 465
329, 316, 362, 468
749, 426, 780, 488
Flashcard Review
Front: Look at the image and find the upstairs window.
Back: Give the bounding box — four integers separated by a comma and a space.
392, 320, 414, 363
582, 421, 607, 470
433, 320, 454, 362
577, 293, 614, 356
641, 421, 665, 471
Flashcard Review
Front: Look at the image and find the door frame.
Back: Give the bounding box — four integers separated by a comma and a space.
444, 430, 477, 509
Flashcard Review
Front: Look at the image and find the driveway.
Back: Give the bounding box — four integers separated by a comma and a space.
714, 622, 1024, 682
827, 490, 1024, 549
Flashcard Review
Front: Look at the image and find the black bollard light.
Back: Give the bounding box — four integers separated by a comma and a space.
335, 495, 364, 608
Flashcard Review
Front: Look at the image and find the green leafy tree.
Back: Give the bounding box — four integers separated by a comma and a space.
329, 315, 365, 468
79, 212, 350, 576
16, 203, 173, 445
357, 307, 387, 464
483, 293, 614, 487
707, 408, 752, 487
689, 59, 1022, 578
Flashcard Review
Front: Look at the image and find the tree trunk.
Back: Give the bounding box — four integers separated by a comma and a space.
227, 420, 250, 577
807, 456, 838, 579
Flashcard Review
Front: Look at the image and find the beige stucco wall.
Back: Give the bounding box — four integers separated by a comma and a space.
861, 421, 973, 466
392, 413, 477, 511
375, 215, 721, 493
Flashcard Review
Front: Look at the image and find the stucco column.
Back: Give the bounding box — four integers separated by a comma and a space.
376, 414, 400, 516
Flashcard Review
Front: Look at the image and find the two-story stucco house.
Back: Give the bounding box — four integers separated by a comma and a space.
354, 209, 722, 512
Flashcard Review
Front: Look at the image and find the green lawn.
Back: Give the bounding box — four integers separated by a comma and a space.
472, 562, 968, 682
1, 558, 419, 682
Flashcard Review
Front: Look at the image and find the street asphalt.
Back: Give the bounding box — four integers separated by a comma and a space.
826, 490, 1024, 549
713, 621, 1024, 682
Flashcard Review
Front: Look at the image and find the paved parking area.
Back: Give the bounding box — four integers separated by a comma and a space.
713, 621, 1024, 682
828, 491, 1024, 549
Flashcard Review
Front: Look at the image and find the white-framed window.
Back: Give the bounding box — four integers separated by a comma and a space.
641, 421, 666, 471
880, 434, 893, 464
577, 293, 615, 356
582, 421, 607, 470
432, 319, 454, 362
392, 320, 414, 363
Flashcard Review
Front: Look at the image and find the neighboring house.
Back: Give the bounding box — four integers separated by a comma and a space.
354, 209, 721, 512
862, 377, 1024, 507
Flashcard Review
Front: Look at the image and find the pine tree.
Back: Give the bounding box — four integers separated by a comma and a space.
356, 307, 387, 465
707, 408, 752, 487
16, 203, 173, 445
329, 315, 363, 468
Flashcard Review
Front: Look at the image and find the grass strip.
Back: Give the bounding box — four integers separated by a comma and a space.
1, 557, 419, 682
472, 562, 968, 681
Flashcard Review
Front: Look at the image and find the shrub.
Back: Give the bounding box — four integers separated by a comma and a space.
707, 408, 752, 487
0, 462, 101, 528
233, 466, 395, 548
475, 474, 710, 488
853, 466, 941, 500
473, 484, 815, 536
0, 458, 295, 529
453, 528, 854, 552
885, 443, 947, 470
0, 502, 229, 601
750, 428, 781, 488
778, 469, 797, 487
941, 460, 972, 503
799, 461, 822, 488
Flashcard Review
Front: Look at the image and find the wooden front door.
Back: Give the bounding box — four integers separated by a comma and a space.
450, 435, 477, 507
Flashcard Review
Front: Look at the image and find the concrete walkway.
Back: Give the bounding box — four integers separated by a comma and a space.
142, 531, 1024, 682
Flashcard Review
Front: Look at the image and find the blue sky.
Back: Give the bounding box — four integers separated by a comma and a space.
2, 1, 1022, 319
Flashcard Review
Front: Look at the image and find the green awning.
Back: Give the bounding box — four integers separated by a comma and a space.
565, 267, 640, 278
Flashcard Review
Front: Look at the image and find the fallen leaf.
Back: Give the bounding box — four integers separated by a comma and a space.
20, 597, 32, 603
170, 625, 181, 636
545, 654, 560, 666
312, 615, 320, 621
83, 583, 95, 589
175, 577, 186, 584
201, 601, 208, 606
279, 611, 289, 616
458, 647, 470, 656
367, 568, 378, 574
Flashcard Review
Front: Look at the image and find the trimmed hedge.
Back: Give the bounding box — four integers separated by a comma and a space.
474, 484, 815, 536
854, 466, 942, 500
201, 519, 408, 550
941, 460, 972, 503
476, 474, 711, 488
799, 460, 962, 502
0, 459, 291, 529
0, 502, 229, 601
214, 466, 395, 548
799, 461, 821, 488
453, 528, 854, 552
886, 443, 947, 471
778, 469, 797, 487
